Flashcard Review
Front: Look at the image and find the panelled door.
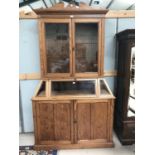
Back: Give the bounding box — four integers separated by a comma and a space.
72, 19, 102, 78
35, 101, 74, 144
74, 100, 109, 143
39, 19, 72, 78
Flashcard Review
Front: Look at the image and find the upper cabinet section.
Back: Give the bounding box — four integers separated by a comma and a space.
34, 2, 108, 79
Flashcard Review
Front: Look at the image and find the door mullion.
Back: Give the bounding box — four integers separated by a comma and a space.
71, 19, 75, 77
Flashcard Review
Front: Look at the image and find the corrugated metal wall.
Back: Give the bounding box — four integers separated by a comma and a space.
19, 18, 135, 133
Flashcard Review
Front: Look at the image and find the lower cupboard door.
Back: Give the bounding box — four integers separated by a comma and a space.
76, 102, 108, 142
36, 102, 73, 144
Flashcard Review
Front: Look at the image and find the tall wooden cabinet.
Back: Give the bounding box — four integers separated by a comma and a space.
32, 2, 115, 150
114, 29, 135, 145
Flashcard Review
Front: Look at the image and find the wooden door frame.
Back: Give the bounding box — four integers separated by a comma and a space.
72, 18, 102, 78
39, 18, 73, 79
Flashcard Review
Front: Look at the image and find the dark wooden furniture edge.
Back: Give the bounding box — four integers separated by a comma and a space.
116, 29, 135, 40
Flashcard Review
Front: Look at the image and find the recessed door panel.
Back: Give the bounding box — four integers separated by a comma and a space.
77, 103, 91, 140
38, 103, 55, 141
91, 102, 108, 139
54, 103, 71, 140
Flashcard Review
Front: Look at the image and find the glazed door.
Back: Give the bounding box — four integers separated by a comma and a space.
40, 19, 72, 78
74, 100, 109, 143
72, 19, 102, 78
35, 101, 73, 144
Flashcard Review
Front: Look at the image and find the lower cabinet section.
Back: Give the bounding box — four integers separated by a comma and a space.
32, 99, 114, 150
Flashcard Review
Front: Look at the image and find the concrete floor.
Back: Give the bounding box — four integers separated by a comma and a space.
19, 132, 135, 155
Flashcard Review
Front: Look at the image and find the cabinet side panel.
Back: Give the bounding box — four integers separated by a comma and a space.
54, 103, 71, 141
108, 100, 114, 141
77, 103, 91, 140
38, 103, 55, 141
91, 102, 108, 139
32, 101, 38, 143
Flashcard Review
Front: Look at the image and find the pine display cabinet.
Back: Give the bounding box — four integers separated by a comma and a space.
32, 2, 115, 150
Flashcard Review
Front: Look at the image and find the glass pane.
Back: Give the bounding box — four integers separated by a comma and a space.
45, 23, 70, 73
37, 81, 46, 97
127, 47, 135, 117
100, 80, 110, 95
75, 23, 98, 73
52, 80, 95, 96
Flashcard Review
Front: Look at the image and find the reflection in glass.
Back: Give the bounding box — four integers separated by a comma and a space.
37, 81, 46, 97
100, 80, 110, 95
45, 23, 69, 73
52, 80, 95, 95
75, 23, 98, 73
127, 47, 135, 117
